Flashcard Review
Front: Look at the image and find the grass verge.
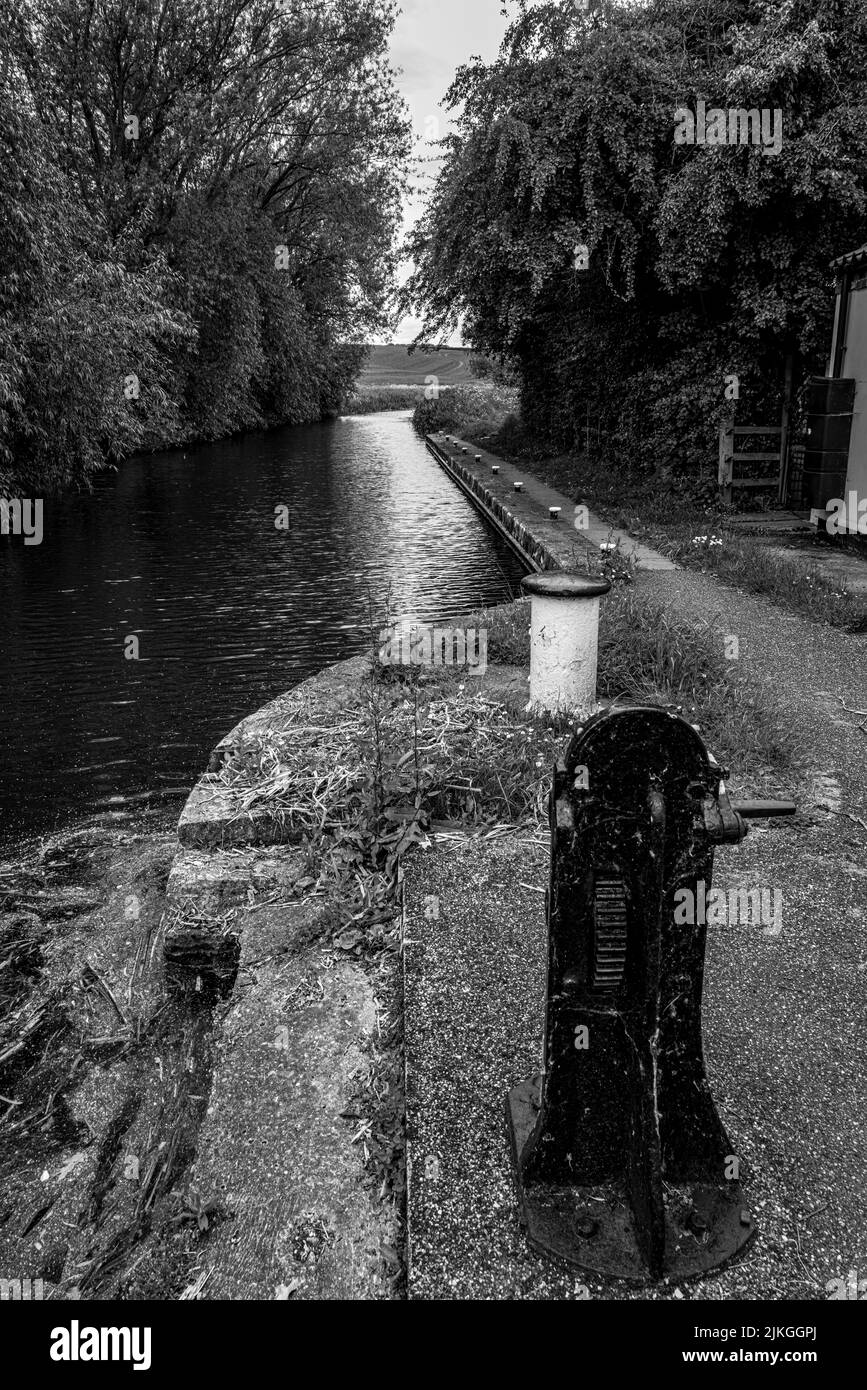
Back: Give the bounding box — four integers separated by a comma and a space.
341, 386, 423, 413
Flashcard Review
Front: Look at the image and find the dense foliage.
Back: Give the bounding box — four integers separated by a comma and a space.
404, 0, 867, 475
0, 0, 410, 492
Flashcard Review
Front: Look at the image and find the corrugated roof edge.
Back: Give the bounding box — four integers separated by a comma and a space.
830, 243, 867, 272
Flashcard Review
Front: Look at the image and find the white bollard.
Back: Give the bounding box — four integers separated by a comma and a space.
521, 571, 611, 717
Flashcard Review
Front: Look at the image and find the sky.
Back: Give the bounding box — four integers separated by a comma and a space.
384, 0, 513, 344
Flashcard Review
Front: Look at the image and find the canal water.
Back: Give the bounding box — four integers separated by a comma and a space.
0, 412, 526, 846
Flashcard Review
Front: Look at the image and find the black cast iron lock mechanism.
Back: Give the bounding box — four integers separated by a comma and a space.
507, 704, 795, 1283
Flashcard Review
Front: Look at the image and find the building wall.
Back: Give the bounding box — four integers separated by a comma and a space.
839, 278, 867, 506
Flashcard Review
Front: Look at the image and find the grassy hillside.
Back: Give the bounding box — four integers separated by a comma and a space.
358, 344, 478, 386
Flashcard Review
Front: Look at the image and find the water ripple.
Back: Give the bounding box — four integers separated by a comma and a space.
0, 414, 525, 842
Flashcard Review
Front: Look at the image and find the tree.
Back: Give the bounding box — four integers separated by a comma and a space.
0, 0, 410, 489
0, 73, 191, 492
404, 0, 867, 473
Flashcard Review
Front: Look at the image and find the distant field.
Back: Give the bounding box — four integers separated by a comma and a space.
357, 344, 479, 387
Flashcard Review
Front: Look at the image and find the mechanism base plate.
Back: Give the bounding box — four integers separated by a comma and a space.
507, 1077, 757, 1283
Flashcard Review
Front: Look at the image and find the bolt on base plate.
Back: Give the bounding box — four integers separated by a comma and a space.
507, 1077, 757, 1284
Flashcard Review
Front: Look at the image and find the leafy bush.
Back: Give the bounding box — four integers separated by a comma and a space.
412, 383, 519, 437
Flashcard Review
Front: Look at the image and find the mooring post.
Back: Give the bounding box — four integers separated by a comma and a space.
506, 705, 796, 1281
521, 572, 610, 718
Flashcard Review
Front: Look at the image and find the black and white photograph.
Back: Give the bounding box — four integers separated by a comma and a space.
0, 0, 863, 1360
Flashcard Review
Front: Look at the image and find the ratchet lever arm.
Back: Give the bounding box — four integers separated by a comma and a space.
704, 788, 797, 845
731, 800, 797, 819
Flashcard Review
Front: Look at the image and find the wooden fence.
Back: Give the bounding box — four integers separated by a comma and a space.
718, 421, 789, 506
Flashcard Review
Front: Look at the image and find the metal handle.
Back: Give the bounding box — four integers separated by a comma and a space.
731, 800, 797, 819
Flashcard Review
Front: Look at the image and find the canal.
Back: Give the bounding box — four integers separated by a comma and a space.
0, 412, 526, 846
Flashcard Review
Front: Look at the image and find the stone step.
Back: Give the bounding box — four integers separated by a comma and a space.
177, 780, 306, 851
167, 845, 311, 907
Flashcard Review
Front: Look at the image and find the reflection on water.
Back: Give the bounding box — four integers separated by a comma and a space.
0, 412, 525, 844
